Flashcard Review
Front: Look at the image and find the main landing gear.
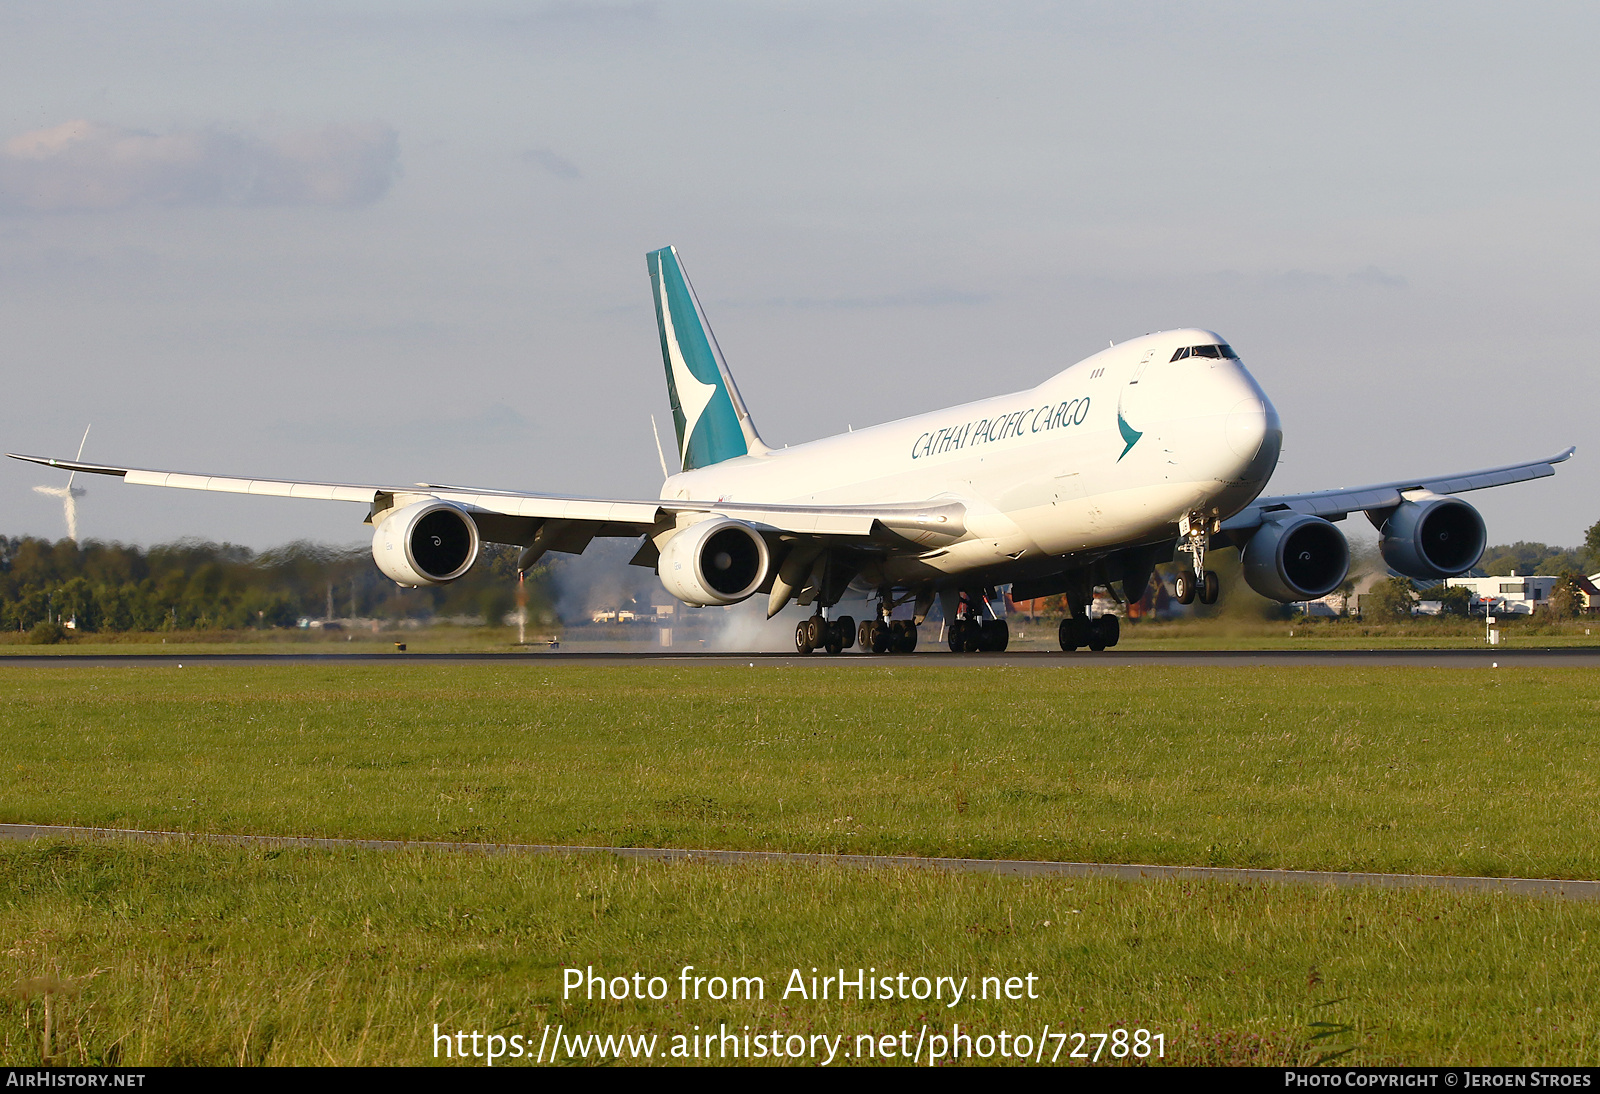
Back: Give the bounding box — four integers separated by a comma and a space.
1173, 509, 1220, 606
1055, 578, 1120, 653
852, 588, 917, 655
947, 592, 1009, 653
795, 612, 855, 656
858, 615, 917, 655
1058, 613, 1119, 652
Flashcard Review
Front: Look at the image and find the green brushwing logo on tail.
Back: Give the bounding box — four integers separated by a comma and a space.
649, 247, 749, 471
1117, 411, 1143, 461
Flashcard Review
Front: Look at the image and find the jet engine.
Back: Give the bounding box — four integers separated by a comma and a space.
372, 500, 480, 587
1374, 497, 1486, 580
1240, 514, 1350, 602
657, 518, 771, 606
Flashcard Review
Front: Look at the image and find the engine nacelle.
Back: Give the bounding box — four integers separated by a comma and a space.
657, 518, 771, 606
1376, 497, 1486, 580
1240, 514, 1350, 602
372, 500, 480, 587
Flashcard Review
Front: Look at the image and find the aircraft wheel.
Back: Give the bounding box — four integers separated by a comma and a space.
1200, 570, 1220, 605
1058, 618, 1079, 652
836, 616, 856, 649
901, 621, 919, 654
962, 620, 983, 653
805, 616, 824, 648
1099, 614, 1119, 649
871, 621, 892, 654
795, 620, 814, 654
824, 632, 844, 656
859, 620, 873, 650
1087, 617, 1108, 652
990, 618, 1010, 652
1174, 571, 1196, 605
947, 620, 965, 653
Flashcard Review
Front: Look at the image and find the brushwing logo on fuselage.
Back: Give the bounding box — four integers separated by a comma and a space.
1117, 411, 1143, 461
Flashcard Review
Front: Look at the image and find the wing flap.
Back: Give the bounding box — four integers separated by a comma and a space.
124, 468, 378, 503
430, 490, 664, 526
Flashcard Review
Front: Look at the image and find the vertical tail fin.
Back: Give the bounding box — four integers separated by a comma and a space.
648, 246, 769, 471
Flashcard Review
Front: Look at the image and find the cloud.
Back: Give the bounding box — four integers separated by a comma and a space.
522, 147, 582, 180
0, 120, 400, 213
1348, 265, 1408, 288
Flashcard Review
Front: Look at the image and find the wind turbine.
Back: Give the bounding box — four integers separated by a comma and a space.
33, 425, 91, 542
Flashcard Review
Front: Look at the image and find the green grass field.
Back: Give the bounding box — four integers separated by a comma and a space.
2, 662, 1598, 1066
4, 663, 1597, 876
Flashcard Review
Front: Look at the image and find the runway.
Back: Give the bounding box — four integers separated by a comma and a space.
3, 822, 1595, 900
1, 647, 1598, 667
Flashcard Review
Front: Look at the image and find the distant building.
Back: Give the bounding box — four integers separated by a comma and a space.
1582, 575, 1600, 612
1446, 571, 1557, 615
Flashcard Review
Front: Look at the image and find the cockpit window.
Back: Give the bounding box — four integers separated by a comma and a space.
1170, 343, 1238, 361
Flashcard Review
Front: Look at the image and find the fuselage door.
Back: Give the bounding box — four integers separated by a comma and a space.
1128, 348, 1156, 386
1118, 349, 1159, 433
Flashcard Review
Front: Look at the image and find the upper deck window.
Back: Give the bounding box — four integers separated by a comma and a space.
1170, 343, 1239, 361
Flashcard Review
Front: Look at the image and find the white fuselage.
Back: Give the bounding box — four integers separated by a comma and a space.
662, 329, 1282, 587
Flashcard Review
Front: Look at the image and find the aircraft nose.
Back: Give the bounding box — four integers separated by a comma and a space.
1226, 398, 1268, 459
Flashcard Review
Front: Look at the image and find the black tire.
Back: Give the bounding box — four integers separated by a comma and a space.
1099, 614, 1120, 649
902, 622, 919, 654
1087, 616, 1107, 652
871, 621, 892, 654
962, 620, 983, 653
1174, 571, 1196, 605
990, 618, 1010, 652
795, 620, 813, 654
825, 635, 844, 656
859, 620, 873, 650
1200, 570, 1220, 605
805, 616, 823, 647
1058, 618, 1079, 652
836, 616, 856, 649
947, 620, 965, 653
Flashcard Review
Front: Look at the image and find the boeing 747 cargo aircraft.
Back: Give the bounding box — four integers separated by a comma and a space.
11, 247, 1574, 654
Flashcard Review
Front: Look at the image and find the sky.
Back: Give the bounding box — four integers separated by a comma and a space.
2, 1, 1595, 552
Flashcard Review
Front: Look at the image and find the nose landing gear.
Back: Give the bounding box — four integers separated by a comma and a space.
1174, 510, 1220, 605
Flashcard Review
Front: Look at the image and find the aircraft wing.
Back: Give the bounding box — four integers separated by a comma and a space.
6, 453, 966, 553
1218, 447, 1576, 538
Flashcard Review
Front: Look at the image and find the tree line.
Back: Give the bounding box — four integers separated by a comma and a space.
0, 536, 555, 635
5, 517, 1596, 635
